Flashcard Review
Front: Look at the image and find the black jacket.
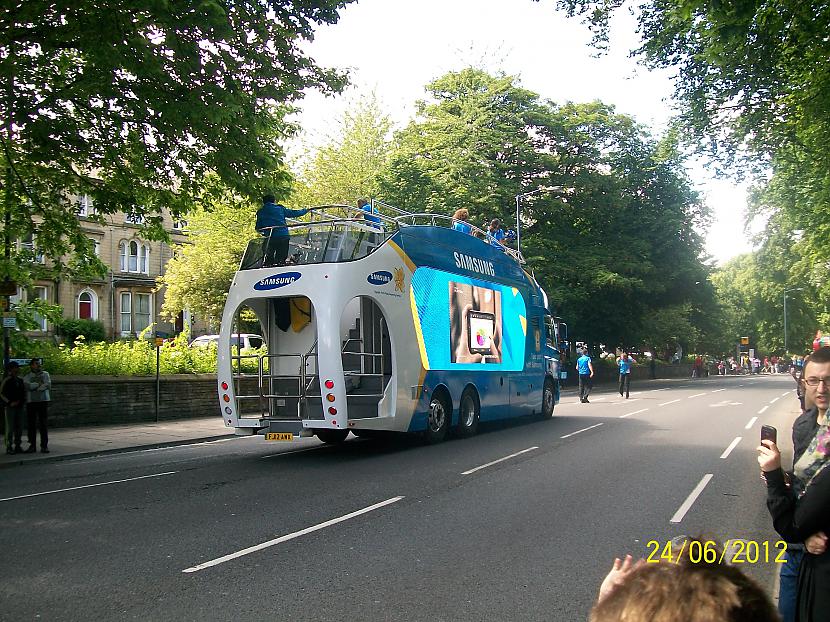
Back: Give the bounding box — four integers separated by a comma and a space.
767, 466, 830, 622
0, 375, 25, 406
792, 407, 820, 465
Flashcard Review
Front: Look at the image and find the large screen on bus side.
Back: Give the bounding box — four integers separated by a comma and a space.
410, 267, 527, 371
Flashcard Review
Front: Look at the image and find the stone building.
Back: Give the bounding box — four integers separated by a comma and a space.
16, 196, 209, 340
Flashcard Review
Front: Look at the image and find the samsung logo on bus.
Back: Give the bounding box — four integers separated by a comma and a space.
453, 252, 496, 277
254, 272, 302, 290
367, 271, 393, 286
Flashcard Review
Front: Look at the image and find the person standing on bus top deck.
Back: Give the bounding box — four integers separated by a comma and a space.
255, 194, 309, 266
616, 351, 636, 399
577, 349, 594, 403
486, 218, 506, 247
357, 198, 383, 230
452, 208, 472, 234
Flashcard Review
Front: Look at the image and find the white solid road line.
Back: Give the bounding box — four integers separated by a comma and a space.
0, 471, 178, 503
711, 388, 726, 393
758, 405, 769, 415
687, 393, 707, 399
670, 474, 714, 524
182, 496, 405, 573
659, 399, 681, 407
720, 437, 742, 460
461, 447, 539, 475
620, 408, 648, 419
560, 423, 604, 439
745, 416, 758, 430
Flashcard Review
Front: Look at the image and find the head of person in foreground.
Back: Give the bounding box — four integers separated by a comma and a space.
590, 554, 779, 622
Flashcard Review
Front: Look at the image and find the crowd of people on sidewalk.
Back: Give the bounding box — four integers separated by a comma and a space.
1, 358, 51, 454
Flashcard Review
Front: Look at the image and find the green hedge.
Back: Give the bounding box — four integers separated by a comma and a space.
18, 332, 267, 376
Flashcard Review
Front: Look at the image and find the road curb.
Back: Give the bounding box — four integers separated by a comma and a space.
0, 433, 237, 470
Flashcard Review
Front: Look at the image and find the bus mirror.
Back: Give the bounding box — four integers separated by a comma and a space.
559, 323, 568, 341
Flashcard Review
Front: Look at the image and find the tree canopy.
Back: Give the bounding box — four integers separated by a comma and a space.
1, 0, 353, 289
380, 68, 712, 351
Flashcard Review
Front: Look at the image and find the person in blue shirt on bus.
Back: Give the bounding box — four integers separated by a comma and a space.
452, 208, 472, 234
256, 194, 309, 266
486, 218, 506, 247
357, 198, 383, 230
576, 348, 594, 403
616, 351, 636, 399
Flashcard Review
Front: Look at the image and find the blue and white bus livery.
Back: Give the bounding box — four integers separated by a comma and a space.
216, 202, 565, 444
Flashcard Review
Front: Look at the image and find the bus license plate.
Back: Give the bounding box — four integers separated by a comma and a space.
265, 433, 294, 441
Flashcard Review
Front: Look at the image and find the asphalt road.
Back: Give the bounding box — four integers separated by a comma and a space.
0, 374, 802, 621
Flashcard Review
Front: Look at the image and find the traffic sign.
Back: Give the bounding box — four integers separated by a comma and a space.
2, 312, 16, 328
740, 336, 749, 345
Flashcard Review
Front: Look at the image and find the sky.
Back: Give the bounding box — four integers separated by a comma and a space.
293, 0, 756, 264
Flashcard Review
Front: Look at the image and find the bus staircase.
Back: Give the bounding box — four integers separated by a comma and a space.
230, 320, 391, 429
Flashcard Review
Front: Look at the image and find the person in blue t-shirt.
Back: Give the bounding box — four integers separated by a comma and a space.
256, 194, 309, 266
576, 349, 594, 403
358, 198, 383, 230
616, 351, 636, 399
486, 218, 506, 247
452, 208, 472, 234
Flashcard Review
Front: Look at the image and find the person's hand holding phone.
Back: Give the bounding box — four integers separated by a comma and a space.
757, 424, 782, 473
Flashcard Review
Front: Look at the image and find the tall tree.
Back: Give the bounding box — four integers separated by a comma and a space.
157, 179, 257, 330
549, 0, 830, 274
0, 1, 353, 289
291, 94, 393, 206
380, 69, 712, 350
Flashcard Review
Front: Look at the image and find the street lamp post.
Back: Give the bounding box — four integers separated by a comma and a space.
783, 287, 803, 353
515, 186, 561, 258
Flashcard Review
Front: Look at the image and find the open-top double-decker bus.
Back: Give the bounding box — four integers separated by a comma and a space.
216, 201, 565, 444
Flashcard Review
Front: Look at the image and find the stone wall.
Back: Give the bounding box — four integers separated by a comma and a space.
47, 374, 220, 428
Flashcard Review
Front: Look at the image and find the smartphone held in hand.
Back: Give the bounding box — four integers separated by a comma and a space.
761, 424, 777, 445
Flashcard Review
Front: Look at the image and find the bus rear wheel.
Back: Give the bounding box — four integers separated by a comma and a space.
541, 378, 555, 419
316, 429, 349, 444
424, 392, 450, 444
456, 388, 480, 437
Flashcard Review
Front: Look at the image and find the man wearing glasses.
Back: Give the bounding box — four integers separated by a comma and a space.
767, 346, 830, 622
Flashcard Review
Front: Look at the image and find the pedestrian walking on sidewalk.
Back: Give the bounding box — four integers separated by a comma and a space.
577, 349, 594, 403
616, 351, 636, 399
1, 361, 26, 454
23, 358, 51, 453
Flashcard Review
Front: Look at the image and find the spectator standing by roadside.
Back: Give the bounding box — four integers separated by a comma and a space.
576, 349, 594, 403
616, 351, 636, 399
759, 347, 830, 622
1, 361, 26, 454
23, 358, 51, 453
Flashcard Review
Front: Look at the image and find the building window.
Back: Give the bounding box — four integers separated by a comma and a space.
119, 240, 150, 274
78, 290, 98, 320
172, 219, 188, 231
120, 292, 132, 335
21, 234, 44, 263
90, 238, 101, 256
77, 195, 94, 217
135, 293, 152, 333
125, 212, 144, 225
119, 291, 153, 336
32, 286, 48, 331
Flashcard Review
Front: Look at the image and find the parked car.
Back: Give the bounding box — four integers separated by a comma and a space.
190, 333, 264, 349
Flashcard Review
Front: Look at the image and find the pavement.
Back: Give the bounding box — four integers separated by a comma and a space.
0, 416, 234, 468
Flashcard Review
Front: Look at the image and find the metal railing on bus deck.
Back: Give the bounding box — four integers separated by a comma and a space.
390, 212, 524, 263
